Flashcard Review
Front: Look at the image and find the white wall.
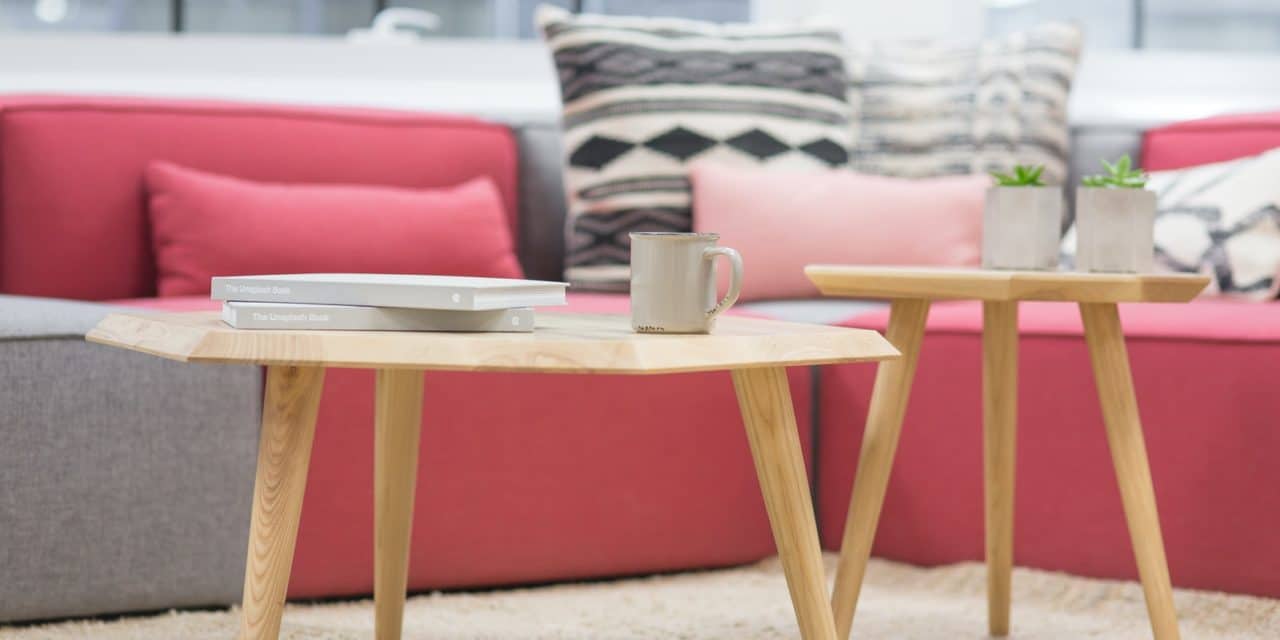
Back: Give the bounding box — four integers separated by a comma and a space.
753, 0, 984, 41
0, 34, 561, 123
5, 29, 1280, 132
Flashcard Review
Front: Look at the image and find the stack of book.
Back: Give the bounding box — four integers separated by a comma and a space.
213, 274, 568, 333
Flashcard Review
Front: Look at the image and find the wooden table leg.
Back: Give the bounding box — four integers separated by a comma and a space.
733, 367, 837, 640
983, 301, 1018, 637
374, 369, 426, 640
1079, 303, 1181, 640
831, 298, 930, 639
240, 366, 325, 640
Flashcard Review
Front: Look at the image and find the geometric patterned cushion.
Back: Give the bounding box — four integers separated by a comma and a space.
846, 22, 1082, 184
537, 6, 853, 290
1062, 149, 1280, 300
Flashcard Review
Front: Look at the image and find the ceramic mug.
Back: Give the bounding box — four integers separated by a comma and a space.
629, 232, 743, 334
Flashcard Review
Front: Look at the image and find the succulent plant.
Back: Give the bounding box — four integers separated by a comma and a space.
1081, 154, 1148, 189
990, 164, 1046, 187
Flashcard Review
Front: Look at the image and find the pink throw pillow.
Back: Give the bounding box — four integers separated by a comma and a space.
145, 162, 523, 296
690, 163, 987, 300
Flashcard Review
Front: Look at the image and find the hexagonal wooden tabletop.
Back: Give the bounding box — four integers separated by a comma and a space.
87, 311, 899, 374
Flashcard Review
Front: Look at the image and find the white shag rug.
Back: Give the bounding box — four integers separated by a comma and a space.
5, 555, 1278, 639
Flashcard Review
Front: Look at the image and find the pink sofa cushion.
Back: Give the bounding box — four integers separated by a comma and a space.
145, 162, 522, 296
109, 296, 220, 312
690, 163, 986, 300
850, 298, 1280, 343
1142, 110, 1280, 171
112, 292, 800, 330
0, 96, 517, 300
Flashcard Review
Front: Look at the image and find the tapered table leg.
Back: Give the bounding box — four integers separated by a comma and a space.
831, 298, 930, 639
374, 369, 426, 640
983, 301, 1018, 636
240, 366, 326, 640
1080, 303, 1181, 640
733, 366, 837, 640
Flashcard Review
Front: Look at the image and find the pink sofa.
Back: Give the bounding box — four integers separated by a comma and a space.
0, 96, 814, 601
3, 95, 1277, 616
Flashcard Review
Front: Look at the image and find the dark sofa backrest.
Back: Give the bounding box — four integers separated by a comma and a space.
0, 96, 518, 301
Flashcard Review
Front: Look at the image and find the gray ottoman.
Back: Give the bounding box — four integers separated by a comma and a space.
0, 295, 262, 622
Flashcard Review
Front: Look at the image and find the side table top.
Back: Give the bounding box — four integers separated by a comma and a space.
86, 311, 899, 374
805, 266, 1210, 303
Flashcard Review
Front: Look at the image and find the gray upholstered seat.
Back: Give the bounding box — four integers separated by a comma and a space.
0, 295, 261, 621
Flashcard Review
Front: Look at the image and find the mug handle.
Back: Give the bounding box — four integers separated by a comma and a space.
702, 246, 743, 320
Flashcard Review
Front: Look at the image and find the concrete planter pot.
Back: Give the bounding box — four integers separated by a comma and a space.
982, 186, 1064, 271
1075, 187, 1157, 273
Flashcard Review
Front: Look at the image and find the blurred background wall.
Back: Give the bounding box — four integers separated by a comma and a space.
0, 0, 1276, 50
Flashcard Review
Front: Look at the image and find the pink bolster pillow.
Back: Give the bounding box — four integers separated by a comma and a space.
690, 163, 987, 301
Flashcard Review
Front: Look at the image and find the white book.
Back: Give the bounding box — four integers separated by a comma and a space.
221, 301, 536, 332
211, 273, 567, 311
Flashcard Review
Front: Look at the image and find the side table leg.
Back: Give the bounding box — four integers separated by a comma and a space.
983, 301, 1018, 637
1079, 303, 1181, 640
831, 298, 930, 639
733, 367, 837, 640
374, 369, 426, 640
240, 366, 326, 640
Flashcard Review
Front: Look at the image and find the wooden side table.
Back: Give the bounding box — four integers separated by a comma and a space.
88, 311, 898, 640
805, 266, 1210, 640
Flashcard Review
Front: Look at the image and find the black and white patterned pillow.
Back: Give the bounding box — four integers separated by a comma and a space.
846, 23, 1082, 183
1062, 150, 1280, 299
537, 6, 852, 290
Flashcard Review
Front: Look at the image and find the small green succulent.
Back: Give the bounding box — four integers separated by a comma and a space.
990, 164, 1046, 187
1081, 154, 1148, 189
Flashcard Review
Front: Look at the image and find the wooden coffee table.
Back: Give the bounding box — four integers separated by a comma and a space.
88, 311, 898, 640
804, 266, 1210, 640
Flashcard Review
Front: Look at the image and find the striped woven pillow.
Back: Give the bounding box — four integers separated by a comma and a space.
538, 6, 853, 291
846, 23, 1082, 184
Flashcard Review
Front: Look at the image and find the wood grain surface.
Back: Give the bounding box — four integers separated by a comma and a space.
733, 367, 837, 640
831, 299, 931, 639
239, 366, 325, 640
87, 312, 898, 373
1080, 303, 1181, 640
374, 369, 426, 640
806, 266, 1209, 303
983, 301, 1018, 636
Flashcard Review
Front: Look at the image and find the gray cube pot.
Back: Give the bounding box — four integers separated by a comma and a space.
1075, 188, 1157, 273
982, 186, 1064, 271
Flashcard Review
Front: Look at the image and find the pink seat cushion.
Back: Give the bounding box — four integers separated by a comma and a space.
1143, 110, 1280, 171
109, 296, 221, 312
109, 291, 776, 320
145, 162, 523, 296
690, 163, 986, 301
850, 298, 1280, 343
